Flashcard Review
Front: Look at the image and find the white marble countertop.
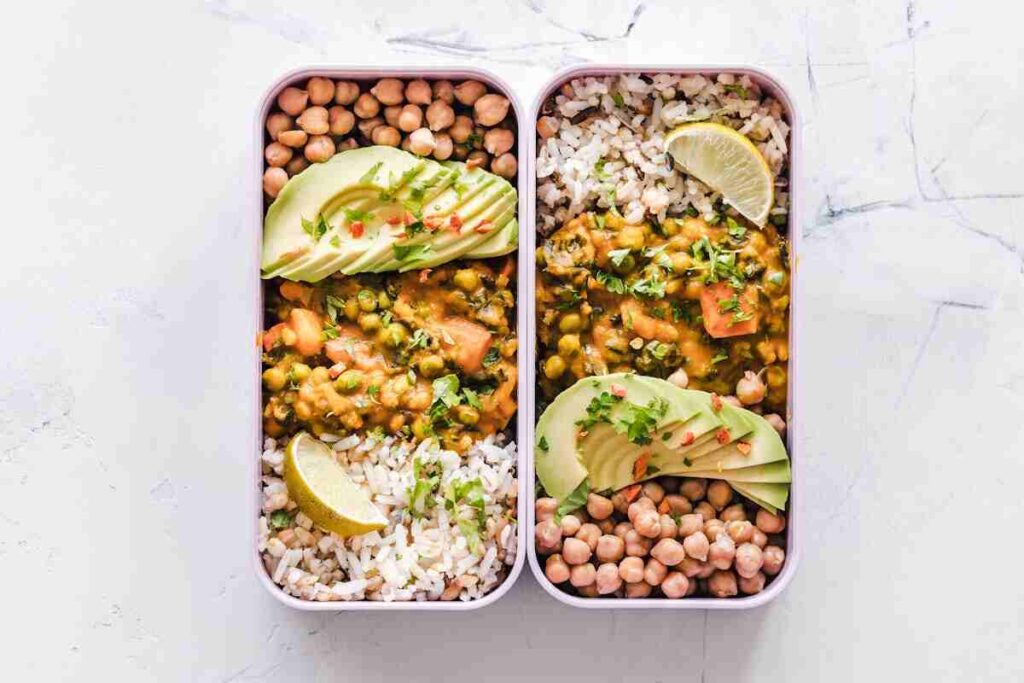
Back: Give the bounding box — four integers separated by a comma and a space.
5, 0, 1023, 680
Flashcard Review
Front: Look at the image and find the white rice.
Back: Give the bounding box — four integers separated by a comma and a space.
258, 434, 518, 603
536, 72, 790, 233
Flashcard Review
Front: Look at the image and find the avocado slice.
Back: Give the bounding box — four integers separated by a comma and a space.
731, 481, 789, 513
469, 217, 519, 259
535, 373, 699, 501
663, 459, 791, 483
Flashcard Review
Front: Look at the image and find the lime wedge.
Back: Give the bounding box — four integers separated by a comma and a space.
664, 122, 774, 227
283, 432, 387, 537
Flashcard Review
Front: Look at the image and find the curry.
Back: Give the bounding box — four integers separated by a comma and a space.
536, 212, 789, 413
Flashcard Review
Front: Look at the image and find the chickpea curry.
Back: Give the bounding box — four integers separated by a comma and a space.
536, 212, 790, 413
261, 257, 518, 453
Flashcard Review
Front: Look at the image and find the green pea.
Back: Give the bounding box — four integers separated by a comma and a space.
290, 362, 311, 382
411, 417, 432, 440
453, 268, 481, 292
344, 298, 360, 321
357, 289, 377, 312
359, 313, 382, 332
377, 291, 392, 310
557, 334, 581, 357
455, 405, 480, 425
544, 355, 566, 379
558, 313, 583, 333
262, 367, 287, 391
334, 370, 364, 393
378, 322, 408, 348
418, 354, 445, 378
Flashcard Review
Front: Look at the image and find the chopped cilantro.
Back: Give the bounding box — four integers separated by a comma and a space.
576, 391, 623, 430
711, 353, 729, 365
482, 346, 501, 367
329, 235, 341, 248
358, 161, 383, 185
392, 243, 431, 262
325, 294, 346, 324
537, 435, 550, 452
722, 83, 750, 99
555, 479, 591, 522
428, 374, 462, 423
342, 207, 374, 224
301, 214, 331, 242
615, 398, 669, 445
463, 387, 482, 410
320, 324, 339, 341
726, 217, 747, 239
407, 328, 431, 350
269, 510, 293, 530
608, 248, 632, 268
594, 158, 611, 181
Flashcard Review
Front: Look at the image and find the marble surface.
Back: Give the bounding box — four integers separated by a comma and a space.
4, 0, 1023, 680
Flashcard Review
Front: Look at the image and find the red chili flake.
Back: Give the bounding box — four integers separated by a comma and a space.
736, 441, 752, 455
681, 431, 695, 446
715, 428, 730, 444
424, 215, 444, 231
711, 394, 723, 411
385, 215, 402, 226
449, 214, 463, 230
610, 383, 627, 398
657, 499, 671, 514
418, 268, 432, 284
632, 452, 649, 481
473, 220, 493, 234
349, 221, 364, 238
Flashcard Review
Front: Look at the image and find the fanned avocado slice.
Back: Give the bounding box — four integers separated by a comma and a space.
658, 409, 787, 476
731, 481, 789, 513
663, 459, 791, 483
647, 398, 755, 473
466, 217, 519, 259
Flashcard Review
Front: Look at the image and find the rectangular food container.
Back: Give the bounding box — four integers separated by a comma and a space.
524, 65, 801, 609
250, 66, 529, 611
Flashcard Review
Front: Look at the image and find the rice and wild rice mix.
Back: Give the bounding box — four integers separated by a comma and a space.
259, 434, 518, 602
536, 72, 790, 233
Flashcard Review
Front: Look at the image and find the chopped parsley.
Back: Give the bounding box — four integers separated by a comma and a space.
608, 248, 632, 268
726, 216, 747, 240
482, 346, 501, 367
711, 353, 729, 365
537, 435, 550, 452
301, 214, 331, 242
358, 161, 383, 185
615, 398, 669, 445
722, 83, 750, 99
342, 207, 375, 224
428, 374, 462, 424
325, 294, 346, 324
576, 391, 623, 430
320, 324, 340, 341
555, 479, 591, 522
407, 328, 431, 350
392, 243, 431, 262
462, 387, 482, 410
594, 158, 612, 181
269, 510, 293, 530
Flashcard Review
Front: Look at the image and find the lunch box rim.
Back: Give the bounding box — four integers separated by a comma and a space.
523, 63, 802, 610
250, 65, 529, 612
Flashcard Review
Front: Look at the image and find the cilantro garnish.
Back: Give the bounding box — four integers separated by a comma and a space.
615, 398, 669, 445
576, 391, 623, 430
358, 161, 383, 185
407, 328, 431, 350
325, 294, 346, 324
342, 207, 374, 223
320, 324, 339, 341
726, 217, 747, 239
269, 510, 293, 530
301, 214, 331, 242
608, 248, 632, 268
537, 435, 550, 452
711, 353, 729, 365
555, 479, 591, 522
393, 243, 431, 262
482, 346, 501, 367
463, 387, 482, 410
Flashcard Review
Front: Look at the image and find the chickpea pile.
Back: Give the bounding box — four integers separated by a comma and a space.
263, 76, 518, 198
535, 478, 787, 599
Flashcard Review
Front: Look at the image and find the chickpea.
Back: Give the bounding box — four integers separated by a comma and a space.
708, 570, 739, 598
661, 572, 690, 598
595, 563, 622, 594
334, 80, 360, 105
755, 508, 787, 534
576, 583, 600, 597
708, 533, 736, 570
641, 481, 665, 504
561, 537, 592, 566
484, 128, 515, 156
262, 367, 287, 391
703, 519, 726, 544
643, 558, 668, 586
334, 370, 363, 393
415, 102, 452, 137
598, 518, 617, 534
624, 529, 653, 557
762, 546, 785, 576
617, 556, 645, 583
543, 355, 566, 379
679, 556, 706, 579
664, 494, 693, 516
720, 503, 747, 523
726, 520, 755, 545
535, 497, 557, 522
337, 138, 359, 152
595, 534, 625, 563
682, 532, 710, 561
277, 129, 308, 148
694, 501, 716, 521
569, 562, 596, 588
734, 543, 764, 579
324, 107, 355, 137
262, 167, 288, 198
417, 354, 445, 379
633, 510, 661, 539
266, 112, 294, 141
453, 80, 486, 106
404, 79, 432, 105
452, 144, 469, 161
657, 366, 689, 389
276, 86, 308, 116
736, 370, 767, 405
264, 142, 292, 167
395, 104, 423, 133
305, 76, 335, 106
751, 528, 768, 549
304, 135, 336, 163
285, 156, 309, 176
626, 581, 652, 598
651, 538, 686, 566
449, 115, 474, 143
584, 493, 612, 521
738, 571, 765, 595
453, 268, 480, 291
369, 125, 400, 147
611, 491, 629, 515
627, 497, 656, 523
763, 413, 787, 438
357, 116, 384, 138
433, 133, 454, 161
535, 519, 562, 551
658, 514, 678, 539
536, 115, 559, 139
369, 78, 404, 106
491, 153, 518, 179
575, 523, 601, 551
707, 480, 734, 510
474, 93, 511, 126
613, 522, 632, 539
296, 106, 330, 135
383, 105, 402, 128
677, 513, 704, 538
680, 478, 707, 502
408, 127, 436, 156
560, 514, 582, 537
545, 554, 571, 584
353, 93, 380, 119
432, 79, 455, 103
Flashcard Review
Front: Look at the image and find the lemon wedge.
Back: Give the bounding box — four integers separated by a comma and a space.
664, 122, 774, 227
283, 432, 388, 537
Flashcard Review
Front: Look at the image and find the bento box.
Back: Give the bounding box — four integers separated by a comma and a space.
525, 65, 801, 609
251, 67, 528, 611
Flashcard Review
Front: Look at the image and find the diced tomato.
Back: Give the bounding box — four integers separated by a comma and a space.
610, 383, 627, 398
658, 499, 671, 514
715, 428, 731, 444
386, 214, 402, 226
449, 214, 463, 231
349, 221, 364, 238
700, 281, 760, 339
436, 317, 493, 374
711, 394, 723, 412
736, 441, 752, 455
632, 452, 649, 481
424, 215, 444, 231
474, 220, 493, 234
681, 431, 695, 446
622, 484, 642, 502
